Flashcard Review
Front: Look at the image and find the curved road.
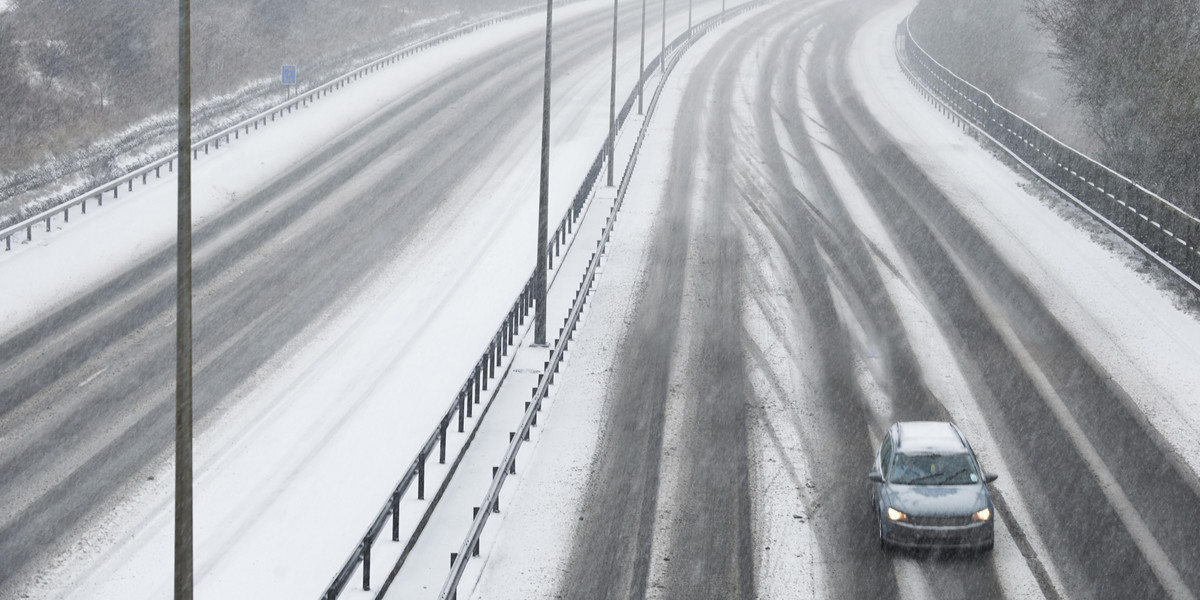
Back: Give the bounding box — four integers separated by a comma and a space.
556, 0, 1200, 599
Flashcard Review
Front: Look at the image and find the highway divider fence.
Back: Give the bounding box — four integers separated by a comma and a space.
896, 17, 1200, 290
436, 3, 773, 599
318, 0, 713, 594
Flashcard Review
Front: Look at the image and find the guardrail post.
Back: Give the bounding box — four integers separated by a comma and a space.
472, 508, 482, 556
450, 554, 459, 600
418, 453, 426, 500
361, 535, 372, 590
508, 310, 516, 345
391, 490, 401, 541
439, 420, 448, 464
491, 467, 501, 513
508, 433, 517, 473
474, 366, 482, 401
457, 391, 465, 433
480, 358, 488, 392
466, 377, 475, 417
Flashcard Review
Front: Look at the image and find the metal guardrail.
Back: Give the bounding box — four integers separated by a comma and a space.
896, 17, 1200, 291
0, 2, 565, 253
318, 271, 538, 600
318, 4, 679, 596
436, 4, 773, 599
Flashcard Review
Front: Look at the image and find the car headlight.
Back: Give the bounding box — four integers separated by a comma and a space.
886, 507, 907, 521
972, 507, 991, 522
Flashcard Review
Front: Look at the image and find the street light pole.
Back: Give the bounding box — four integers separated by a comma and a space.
607, 0, 618, 187
535, 0, 553, 346
638, 0, 646, 115
175, 0, 193, 599
661, 0, 665, 74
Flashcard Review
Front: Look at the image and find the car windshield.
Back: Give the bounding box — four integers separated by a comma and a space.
889, 452, 979, 485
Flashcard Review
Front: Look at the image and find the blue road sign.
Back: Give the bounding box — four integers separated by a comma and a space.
282, 65, 297, 86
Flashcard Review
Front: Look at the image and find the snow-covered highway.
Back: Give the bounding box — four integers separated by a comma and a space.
467, 1, 1200, 599
3, 0, 1200, 599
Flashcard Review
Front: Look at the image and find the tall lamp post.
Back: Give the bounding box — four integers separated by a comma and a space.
535, 0, 553, 346
175, 0, 194, 599
607, 0, 618, 187
638, 0, 646, 115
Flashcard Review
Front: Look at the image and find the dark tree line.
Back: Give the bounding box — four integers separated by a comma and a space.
912, 0, 1200, 215
908, 0, 1096, 154
1029, 0, 1200, 215
908, 0, 1041, 107
0, 0, 528, 193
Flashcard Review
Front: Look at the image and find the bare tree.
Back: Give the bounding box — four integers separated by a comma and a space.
1029, 0, 1200, 212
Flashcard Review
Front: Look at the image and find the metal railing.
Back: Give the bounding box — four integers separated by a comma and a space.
318, 272, 538, 600
896, 17, 1200, 291
436, 4, 772, 599
317, 3, 691, 594
0, 2, 570, 253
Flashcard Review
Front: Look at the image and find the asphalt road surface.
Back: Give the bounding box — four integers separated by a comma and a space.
0, 0, 705, 591
557, 1, 1200, 599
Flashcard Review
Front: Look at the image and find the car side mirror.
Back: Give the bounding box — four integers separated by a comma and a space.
868, 472, 884, 483
984, 473, 999, 483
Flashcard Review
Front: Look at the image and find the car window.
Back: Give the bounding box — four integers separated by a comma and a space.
889, 452, 980, 485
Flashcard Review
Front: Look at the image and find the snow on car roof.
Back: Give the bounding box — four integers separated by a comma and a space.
895, 421, 967, 453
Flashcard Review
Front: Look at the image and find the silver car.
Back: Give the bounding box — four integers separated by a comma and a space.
869, 421, 998, 551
